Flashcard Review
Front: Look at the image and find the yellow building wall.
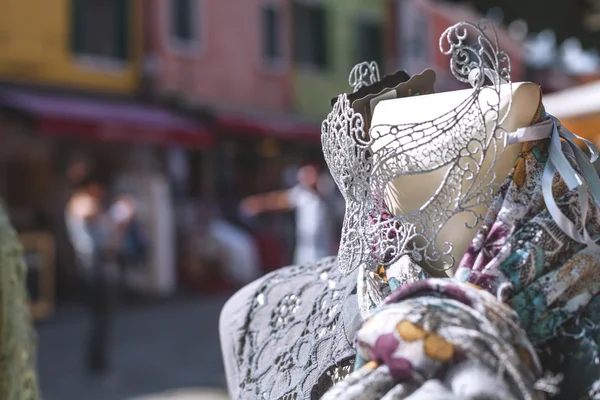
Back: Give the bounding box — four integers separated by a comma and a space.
0, 0, 141, 94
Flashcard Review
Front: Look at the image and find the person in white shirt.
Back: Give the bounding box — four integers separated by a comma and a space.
65, 173, 136, 375
240, 162, 335, 265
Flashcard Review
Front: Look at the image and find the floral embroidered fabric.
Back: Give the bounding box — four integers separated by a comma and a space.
322, 279, 546, 400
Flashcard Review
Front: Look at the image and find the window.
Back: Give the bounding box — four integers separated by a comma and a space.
407, 12, 428, 64
293, 2, 328, 69
171, 0, 197, 45
356, 20, 384, 69
261, 4, 283, 66
70, 0, 130, 61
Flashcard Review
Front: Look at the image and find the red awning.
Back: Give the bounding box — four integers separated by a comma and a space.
214, 108, 322, 143
0, 88, 213, 148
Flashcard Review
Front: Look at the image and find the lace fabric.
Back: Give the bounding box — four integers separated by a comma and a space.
220, 257, 360, 399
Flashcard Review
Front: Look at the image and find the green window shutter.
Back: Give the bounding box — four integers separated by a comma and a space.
70, 0, 85, 54
293, 3, 313, 64
356, 21, 383, 69
114, 0, 130, 60
292, 2, 328, 68
312, 6, 327, 68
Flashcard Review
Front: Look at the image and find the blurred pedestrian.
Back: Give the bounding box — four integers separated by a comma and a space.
65, 172, 133, 374
240, 162, 335, 265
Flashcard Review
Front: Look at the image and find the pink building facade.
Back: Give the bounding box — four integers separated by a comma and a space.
145, 0, 293, 113
143, 0, 319, 271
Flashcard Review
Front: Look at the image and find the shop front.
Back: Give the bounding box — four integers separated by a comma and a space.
0, 86, 213, 313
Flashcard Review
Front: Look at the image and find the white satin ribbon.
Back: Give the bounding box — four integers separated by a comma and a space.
508, 114, 600, 248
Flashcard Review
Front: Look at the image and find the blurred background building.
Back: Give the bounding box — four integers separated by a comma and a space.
0, 0, 599, 398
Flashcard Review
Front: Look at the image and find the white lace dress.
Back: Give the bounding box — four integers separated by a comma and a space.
219, 257, 360, 399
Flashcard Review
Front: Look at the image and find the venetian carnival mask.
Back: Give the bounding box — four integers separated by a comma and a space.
322, 20, 531, 276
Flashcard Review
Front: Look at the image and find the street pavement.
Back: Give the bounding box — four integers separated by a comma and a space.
36, 294, 231, 400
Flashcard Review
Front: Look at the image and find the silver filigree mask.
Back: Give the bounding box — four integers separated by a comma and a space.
322, 20, 514, 276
